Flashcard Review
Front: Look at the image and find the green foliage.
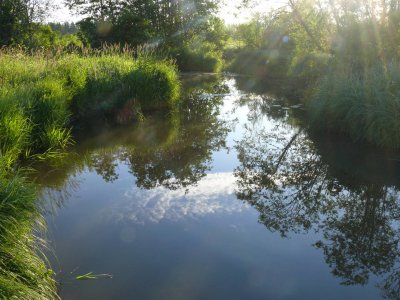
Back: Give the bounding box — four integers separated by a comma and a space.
309, 62, 400, 148
69, 0, 225, 72
73, 0, 219, 47
0, 0, 30, 46
127, 59, 181, 110
235, 14, 268, 49
24, 24, 57, 49
171, 45, 223, 73
112, 10, 155, 46
57, 34, 84, 49
287, 51, 331, 90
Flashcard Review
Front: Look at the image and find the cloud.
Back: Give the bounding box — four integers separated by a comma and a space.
110, 172, 248, 224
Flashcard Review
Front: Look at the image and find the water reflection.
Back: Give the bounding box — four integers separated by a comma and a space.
234, 101, 400, 299
35, 74, 232, 192
36, 74, 400, 299
116, 172, 245, 224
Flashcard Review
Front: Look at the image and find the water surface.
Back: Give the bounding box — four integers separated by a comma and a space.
37, 74, 400, 300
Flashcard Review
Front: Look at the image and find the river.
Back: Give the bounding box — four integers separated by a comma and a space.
35, 74, 400, 299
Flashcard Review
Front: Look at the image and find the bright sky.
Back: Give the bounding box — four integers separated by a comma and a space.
220, 0, 287, 24
49, 0, 287, 24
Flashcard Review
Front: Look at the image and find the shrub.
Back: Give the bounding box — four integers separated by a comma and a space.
226, 47, 292, 78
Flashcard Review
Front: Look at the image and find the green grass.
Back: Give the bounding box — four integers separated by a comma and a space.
0, 48, 181, 167
0, 163, 59, 300
308, 62, 400, 149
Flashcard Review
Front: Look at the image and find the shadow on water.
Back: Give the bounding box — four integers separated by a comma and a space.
34, 74, 400, 299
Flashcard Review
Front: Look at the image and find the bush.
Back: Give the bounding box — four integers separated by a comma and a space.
288, 52, 331, 88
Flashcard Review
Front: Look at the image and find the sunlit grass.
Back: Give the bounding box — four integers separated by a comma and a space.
0, 47, 181, 167
309, 62, 400, 149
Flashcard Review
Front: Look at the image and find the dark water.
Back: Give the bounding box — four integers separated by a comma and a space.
36, 74, 400, 300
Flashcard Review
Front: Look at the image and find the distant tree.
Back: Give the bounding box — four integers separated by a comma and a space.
0, 0, 54, 46
23, 0, 54, 22
48, 22, 79, 35
0, 0, 30, 45
66, 0, 219, 47
26, 23, 57, 48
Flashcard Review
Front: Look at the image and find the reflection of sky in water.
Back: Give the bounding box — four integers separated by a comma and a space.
38, 75, 391, 300
114, 172, 248, 224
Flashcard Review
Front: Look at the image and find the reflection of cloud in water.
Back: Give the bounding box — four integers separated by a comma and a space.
114, 172, 247, 224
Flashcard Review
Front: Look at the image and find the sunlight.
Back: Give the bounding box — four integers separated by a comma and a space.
48, 0, 286, 24
219, 0, 287, 24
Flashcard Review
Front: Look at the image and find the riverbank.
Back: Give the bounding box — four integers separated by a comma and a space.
0, 48, 181, 299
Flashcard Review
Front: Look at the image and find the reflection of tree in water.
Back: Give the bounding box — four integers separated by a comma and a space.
120, 82, 231, 190
236, 124, 330, 236
34, 77, 232, 192
90, 150, 120, 182
317, 186, 400, 285
234, 111, 400, 299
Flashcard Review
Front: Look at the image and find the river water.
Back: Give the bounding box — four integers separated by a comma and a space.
36, 74, 400, 299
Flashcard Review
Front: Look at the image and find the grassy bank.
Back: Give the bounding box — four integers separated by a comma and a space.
0, 164, 58, 299
308, 62, 400, 149
0, 48, 181, 299
0, 49, 180, 168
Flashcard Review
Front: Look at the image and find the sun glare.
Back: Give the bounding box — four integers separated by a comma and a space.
49, 0, 286, 24
219, 0, 287, 24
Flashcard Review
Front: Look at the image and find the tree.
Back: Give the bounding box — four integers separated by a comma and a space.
0, 0, 53, 46
66, 0, 219, 47
0, 0, 30, 45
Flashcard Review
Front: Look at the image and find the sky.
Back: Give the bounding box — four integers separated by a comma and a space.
48, 0, 287, 24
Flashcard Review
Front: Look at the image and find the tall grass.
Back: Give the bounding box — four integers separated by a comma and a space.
0, 47, 181, 167
308, 62, 400, 149
0, 162, 59, 299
